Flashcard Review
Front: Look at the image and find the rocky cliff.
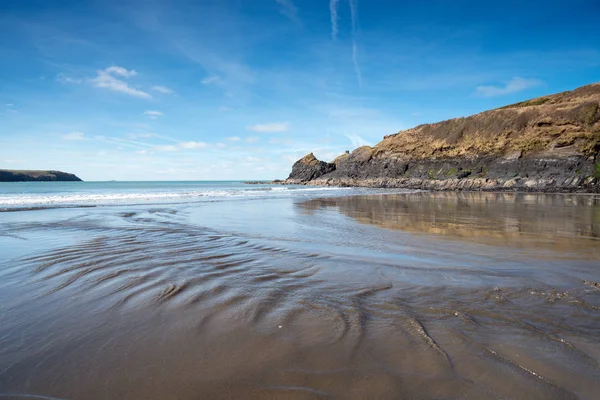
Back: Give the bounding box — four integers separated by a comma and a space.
0, 170, 83, 182
286, 83, 600, 192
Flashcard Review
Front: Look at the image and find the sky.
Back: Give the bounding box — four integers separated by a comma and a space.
0, 0, 599, 181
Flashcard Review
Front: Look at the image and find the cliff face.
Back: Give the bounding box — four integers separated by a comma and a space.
0, 170, 83, 182
286, 83, 600, 192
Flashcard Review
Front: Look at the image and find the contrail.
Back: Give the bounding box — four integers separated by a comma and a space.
349, 0, 362, 88
352, 40, 362, 89
349, 0, 358, 34
330, 0, 340, 39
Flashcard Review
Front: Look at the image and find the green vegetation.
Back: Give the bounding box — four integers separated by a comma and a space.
478, 166, 489, 178
579, 102, 599, 125
499, 97, 551, 109
594, 163, 600, 179
445, 168, 457, 177
579, 130, 600, 155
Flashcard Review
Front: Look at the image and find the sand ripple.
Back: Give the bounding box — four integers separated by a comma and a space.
0, 204, 599, 399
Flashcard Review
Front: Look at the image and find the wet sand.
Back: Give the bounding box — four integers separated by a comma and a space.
0, 192, 599, 399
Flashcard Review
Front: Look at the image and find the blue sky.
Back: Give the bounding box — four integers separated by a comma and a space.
1, 0, 599, 181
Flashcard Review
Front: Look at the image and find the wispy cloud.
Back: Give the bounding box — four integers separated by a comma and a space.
475, 77, 543, 97
246, 136, 259, 143
56, 73, 83, 84
89, 66, 152, 99
126, 132, 159, 139
154, 144, 179, 152
246, 122, 290, 133
144, 110, 163, 119
62, 131, 85, 140
152, 85, 174, 94
154, 141, 208, 152
179, 141, 207, 149
104, 66, 137, 78
275, 0, 299, 23
345, 133, 370, 148
201, 75, 223, 85
227, 136, 242, 142
329, 0, 340, 39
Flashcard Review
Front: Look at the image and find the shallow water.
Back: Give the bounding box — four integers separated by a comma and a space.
0, 188, 599, 399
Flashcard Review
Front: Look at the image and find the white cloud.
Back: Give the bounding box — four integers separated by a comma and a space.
246, 122, 290, 133
330, 0, 339, 39
201, 75, 223, 85
215, 142, 226, 148
246, 136, 259, 143
62, 131, 85, 140
345, 133, 370, 148
152, 85, 174, 94
227, 136, 242, 142
89, 66, 152, 99
6, 103, 13, 107
136, 150, 152, 155
275, 0, 299, 22
179, 141, 207, 149
475, 77, 543, 97
144, 110, 163, 119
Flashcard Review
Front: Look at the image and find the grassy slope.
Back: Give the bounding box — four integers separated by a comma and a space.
371, 83, 600, 159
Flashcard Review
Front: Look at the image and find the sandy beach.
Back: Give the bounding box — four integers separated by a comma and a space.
1, 186, 599, 399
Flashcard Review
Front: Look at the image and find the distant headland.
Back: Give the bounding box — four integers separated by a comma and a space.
0, 169, 83, 182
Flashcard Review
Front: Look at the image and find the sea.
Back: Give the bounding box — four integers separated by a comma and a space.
0, 181, 599, 399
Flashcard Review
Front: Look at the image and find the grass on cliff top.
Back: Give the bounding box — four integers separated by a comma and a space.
498, 97, 552, 109
0, 170, 72, 179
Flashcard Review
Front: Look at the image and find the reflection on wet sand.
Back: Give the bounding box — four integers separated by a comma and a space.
0, 196, 599, 399
300, 192, 600, 254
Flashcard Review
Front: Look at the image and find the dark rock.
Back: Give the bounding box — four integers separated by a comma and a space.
0, 169, 83, 182
286, 153, 336, 183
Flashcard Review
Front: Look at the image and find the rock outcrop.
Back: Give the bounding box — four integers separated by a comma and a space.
0, 170, 83, 182
286, 83, 600, 192
287, 153, 335, 183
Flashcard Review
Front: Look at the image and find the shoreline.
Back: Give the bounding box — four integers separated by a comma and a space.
248, 177, 600, 193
